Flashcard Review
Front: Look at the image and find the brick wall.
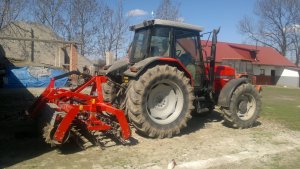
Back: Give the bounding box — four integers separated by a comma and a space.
69, 44, 78, 83
70, 44, 78, 71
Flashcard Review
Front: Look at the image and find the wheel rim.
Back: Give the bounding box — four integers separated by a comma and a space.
146, 79, 184, 125
236, 93, 256, 120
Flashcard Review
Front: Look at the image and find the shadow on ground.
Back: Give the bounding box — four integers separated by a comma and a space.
180, 110, 224, 136
0, 115, 52, 168
181, 110, 262, 135
0, 87, 55, 168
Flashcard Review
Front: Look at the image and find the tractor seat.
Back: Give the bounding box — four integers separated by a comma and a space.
150, 46, 160, 56
178, 52, 193, 66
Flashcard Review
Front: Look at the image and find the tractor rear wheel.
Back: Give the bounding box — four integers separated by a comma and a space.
222, 83, 261, 128
126, 65, 194, 138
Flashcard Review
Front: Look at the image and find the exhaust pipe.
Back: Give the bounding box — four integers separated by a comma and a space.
209, 27, 220, 91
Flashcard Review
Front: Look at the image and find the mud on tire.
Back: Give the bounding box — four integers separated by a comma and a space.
126, 65, 194, 138
222, 83, 261, 128
102, 81, 116, 103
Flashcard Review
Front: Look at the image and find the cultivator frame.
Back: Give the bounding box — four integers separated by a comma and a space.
27, 71, 131, 146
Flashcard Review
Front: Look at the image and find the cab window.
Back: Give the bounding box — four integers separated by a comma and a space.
149, 27, 171, 57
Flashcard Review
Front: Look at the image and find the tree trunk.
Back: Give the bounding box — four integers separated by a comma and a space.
295, 47, 300, 67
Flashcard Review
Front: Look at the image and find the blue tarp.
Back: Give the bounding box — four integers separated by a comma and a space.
4, 66, 68, 88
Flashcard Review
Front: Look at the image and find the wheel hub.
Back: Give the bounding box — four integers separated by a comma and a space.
146, 80, 184, 125
154, 95, 167, 108
237, 94, 256, 120
238, 100, 248, 114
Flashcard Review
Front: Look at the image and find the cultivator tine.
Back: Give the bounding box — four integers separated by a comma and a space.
97, 102, 131, 140
71, 127, 94, 150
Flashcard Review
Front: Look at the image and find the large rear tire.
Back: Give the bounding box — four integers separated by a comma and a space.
126, 65, 194, 138
102, 81, 116, 103
222, 83, 261, 128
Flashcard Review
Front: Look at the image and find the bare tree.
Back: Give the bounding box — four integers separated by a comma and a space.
291, 35, 300, 65
97, 0, 128, 60
97, 5, 112, 58
290, 24, 300, 66
289, 3, 300, 66
72, 0, 98, 56
60, 0, 76, 41
4, 0, 127, 60
155, 0, 181, 21
0, 0, 27, 29
34, 0, 64, 33
114, 0, 128, 60
33, 0, 100, 57
238, 0, 300, 65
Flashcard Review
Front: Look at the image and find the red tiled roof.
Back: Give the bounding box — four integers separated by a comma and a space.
201, 41, 296, 67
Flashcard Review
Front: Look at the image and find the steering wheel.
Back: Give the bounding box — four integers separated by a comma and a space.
176, 50, 182, 57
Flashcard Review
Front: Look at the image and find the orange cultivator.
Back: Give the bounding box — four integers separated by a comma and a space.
27, 71, 131, 148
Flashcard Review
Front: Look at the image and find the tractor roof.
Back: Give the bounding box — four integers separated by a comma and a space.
130, 19, 204, 32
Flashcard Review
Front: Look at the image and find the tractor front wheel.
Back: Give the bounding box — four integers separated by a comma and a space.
222, 83, 261, 128
126, 65, 194, 138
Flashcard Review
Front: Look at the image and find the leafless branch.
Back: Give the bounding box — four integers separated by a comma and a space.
0, 0, 27, 29
238, 0, 300, 65
155, 0, 181, 21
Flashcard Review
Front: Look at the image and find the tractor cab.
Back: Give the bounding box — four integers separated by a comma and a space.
129, 19, 206, 87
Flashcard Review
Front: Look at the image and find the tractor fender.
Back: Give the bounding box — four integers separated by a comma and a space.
98, 59, 130, 76
217, 78, 249, 107
123, 57, 194, 84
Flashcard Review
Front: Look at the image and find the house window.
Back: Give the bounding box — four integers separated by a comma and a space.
260, 69, 265, 75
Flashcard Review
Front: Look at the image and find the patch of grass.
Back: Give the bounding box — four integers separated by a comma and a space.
261, 86, 300, 131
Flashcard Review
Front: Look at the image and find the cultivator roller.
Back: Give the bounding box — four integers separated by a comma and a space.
27, 71, 131, 148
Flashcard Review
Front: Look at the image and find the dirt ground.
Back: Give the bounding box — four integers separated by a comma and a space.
1, 110, 300, 169
1, 88, 300, 169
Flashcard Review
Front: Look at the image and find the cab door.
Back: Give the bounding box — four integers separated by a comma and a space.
173, 29, 202, 87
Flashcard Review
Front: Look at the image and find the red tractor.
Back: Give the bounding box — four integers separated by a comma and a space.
28, 19, 261, 147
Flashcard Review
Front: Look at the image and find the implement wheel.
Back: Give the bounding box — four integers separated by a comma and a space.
126, 65, 194, 138
222, 83, 261, 128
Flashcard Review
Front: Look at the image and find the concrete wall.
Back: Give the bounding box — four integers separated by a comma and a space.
0, 22, 95, 73
0, 22, 62, 66
78, 55, 95, 74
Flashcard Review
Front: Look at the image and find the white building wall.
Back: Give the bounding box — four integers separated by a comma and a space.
253, 65, 283, 76
253, 64, 299, 87
277, 69, 299, 87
